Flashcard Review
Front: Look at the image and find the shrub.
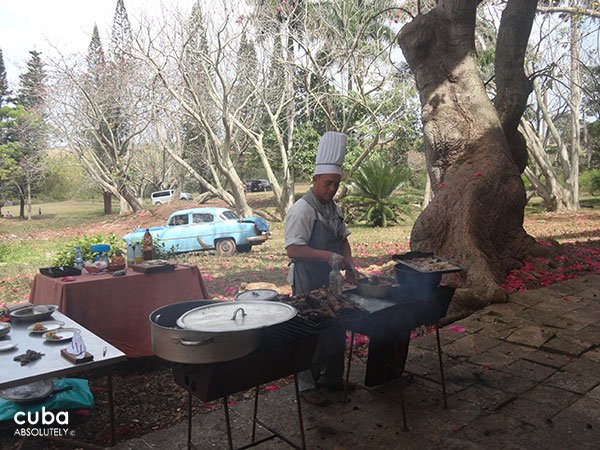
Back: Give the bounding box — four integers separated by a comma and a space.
343, 157, 421, 227
580, 169, 600, 195
124, 238, 180, 260
54, 234, 124, 266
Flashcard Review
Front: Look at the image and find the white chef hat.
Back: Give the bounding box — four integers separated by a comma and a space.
314, 131, 348, 176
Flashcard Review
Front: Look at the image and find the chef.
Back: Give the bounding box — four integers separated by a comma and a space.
284, 131, 357, 406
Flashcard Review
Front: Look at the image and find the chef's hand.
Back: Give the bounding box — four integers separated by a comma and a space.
344, 267, 358, 285
328, 252, 346, 268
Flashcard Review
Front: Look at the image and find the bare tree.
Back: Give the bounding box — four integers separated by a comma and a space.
133, 1, 255, 216
520, 0, 599, 210
48, 48, 152, 213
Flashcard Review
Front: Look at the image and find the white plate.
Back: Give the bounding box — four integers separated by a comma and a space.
0, 341, 18, 351
27, 321, 65, 334
42, 328, 79, 342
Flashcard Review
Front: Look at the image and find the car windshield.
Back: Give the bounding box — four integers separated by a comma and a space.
221, 210, 239, 220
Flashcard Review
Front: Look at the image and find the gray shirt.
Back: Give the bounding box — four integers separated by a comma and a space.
284, 198, 350, 248
284, 197, 350, 285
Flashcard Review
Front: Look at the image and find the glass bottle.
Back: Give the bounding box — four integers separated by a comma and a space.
328, 254, 343, 295
126, 243, 135, 267
143, 228, 153, 261
134, 243, 143, 264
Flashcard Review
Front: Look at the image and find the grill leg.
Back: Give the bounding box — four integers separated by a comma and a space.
435, 324, 448, 409
343, 332, 356, 404
187, 391, 193, 450
223, 396, 234, 450
294, 373, 307, 450
108, 373, 116, 447
399, 384, 409, 432
251, 386, 259, 443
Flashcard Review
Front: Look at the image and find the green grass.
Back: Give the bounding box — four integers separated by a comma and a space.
0, 201, 119, 236
0, 240, 58, 271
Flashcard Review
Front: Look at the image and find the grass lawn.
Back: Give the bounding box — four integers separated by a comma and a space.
1, 194, 599, 304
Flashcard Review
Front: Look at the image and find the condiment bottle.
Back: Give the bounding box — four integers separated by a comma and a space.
134, 243, 143, 264
126, 243, 134, 266
328, 254, 343, 295
143, 228, 153, 261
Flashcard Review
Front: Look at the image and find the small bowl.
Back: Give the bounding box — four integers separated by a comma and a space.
85, 266, 105, 274
0, 322, 11, 338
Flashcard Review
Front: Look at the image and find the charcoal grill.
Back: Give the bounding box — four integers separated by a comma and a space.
171, 316, 319, 450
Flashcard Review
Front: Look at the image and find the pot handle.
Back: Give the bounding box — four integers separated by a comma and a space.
179, 337, 215, 346
231, 307, 247, 321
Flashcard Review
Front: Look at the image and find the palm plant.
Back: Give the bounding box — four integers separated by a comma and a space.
343, 156, 420, 227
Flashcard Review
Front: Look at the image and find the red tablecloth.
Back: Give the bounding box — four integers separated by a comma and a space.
30, 265, 209, 357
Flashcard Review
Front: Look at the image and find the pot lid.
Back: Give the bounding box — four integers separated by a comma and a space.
176, 301, 296, 332
234, 289, 278, 302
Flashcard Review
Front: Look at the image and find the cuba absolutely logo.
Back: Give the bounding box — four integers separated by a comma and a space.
13, 408, 73, 437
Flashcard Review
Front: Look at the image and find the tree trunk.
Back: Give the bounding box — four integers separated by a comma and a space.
398, 0, 537, 298
118, 187, 143, 214
519, 119, 570, 210
26, 180, 32, 221
568, 9, 581, 210
19, 196, 25, 219
103, 191, 112, 215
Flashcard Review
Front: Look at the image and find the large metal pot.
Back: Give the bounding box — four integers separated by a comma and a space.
149, 300, 296, 364
150, 300, 244, 364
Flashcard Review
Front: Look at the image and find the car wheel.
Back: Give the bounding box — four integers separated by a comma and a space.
155, 201, 161, 205
236, 244, 251, 253
216, 238, 237, 256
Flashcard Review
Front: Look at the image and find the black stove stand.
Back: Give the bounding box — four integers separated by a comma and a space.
343, 285, 456, 430
172, 317, 319, 450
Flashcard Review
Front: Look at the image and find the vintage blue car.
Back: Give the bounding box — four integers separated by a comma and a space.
123, 207, 271, 256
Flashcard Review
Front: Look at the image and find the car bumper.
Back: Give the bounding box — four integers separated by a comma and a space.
246, 232, 272, 244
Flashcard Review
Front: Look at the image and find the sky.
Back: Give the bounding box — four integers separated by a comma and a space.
0, 0, 194, 86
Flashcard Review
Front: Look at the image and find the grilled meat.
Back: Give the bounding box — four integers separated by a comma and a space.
277, 288, 365, 324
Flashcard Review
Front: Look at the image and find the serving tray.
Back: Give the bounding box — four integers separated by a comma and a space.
392, 252, 464, 274
39, 266, 82, 278
131, 260, 176, 273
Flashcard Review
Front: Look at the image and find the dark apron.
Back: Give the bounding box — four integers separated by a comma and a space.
292, 189, 346, 295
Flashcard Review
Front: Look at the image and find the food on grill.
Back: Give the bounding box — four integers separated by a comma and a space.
400, 257, 459, 272
32, 322, 46, 332
277, 289, 365, 323
14, 349, 45, 366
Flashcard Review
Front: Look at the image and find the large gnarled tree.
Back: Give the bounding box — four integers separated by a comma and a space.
398, 0, 540, 301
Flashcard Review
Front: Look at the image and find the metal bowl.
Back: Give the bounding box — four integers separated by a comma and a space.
11, 305, 59, 322
357, 277, 395, 299
0, 322, 10, 337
